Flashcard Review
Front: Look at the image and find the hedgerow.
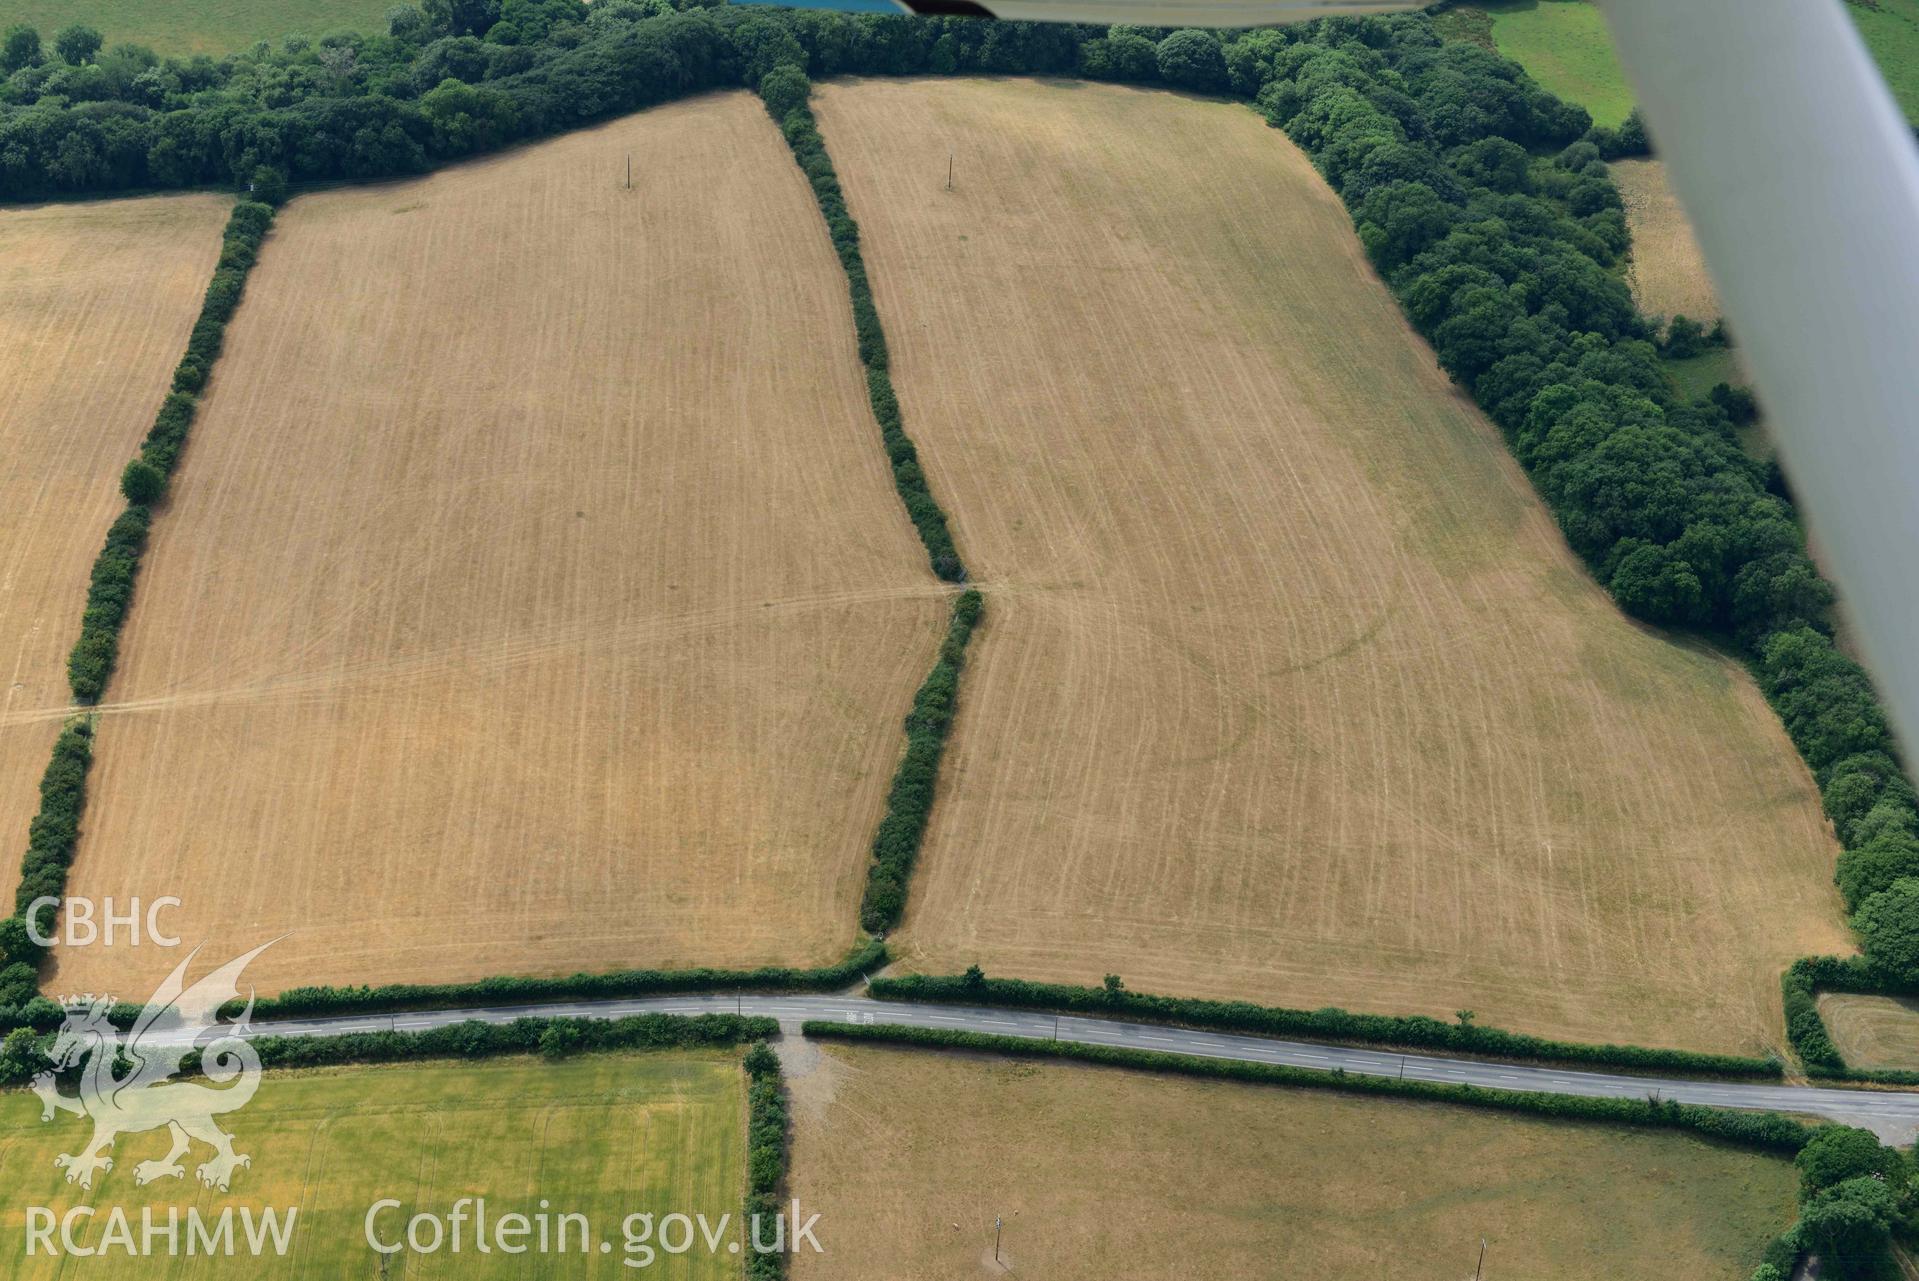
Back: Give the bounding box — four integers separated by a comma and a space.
872, 972, 1781, 1077
67, 199, 277, 702
742, 1040, 789, 1281
0, 938, 885, 1038
0, 719, 94, 1009
803, 1021, 1813, 1153
1781, 964, 1847, 1074
811, 1022, 1919, 1273
10, 719, 91, 922
761, 65, 965, 583
0, 197, 279, 1024
860, 591, 983, 933
245, 1011, 772, 1072
0, 1008, 772, 1084
238, 937, 887, 1024
1780, 956, 1919, 1086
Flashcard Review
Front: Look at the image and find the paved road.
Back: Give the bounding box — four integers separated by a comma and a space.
184, 992, 1919, 1142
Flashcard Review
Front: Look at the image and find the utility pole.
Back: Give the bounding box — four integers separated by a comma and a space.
1398, 1055, 1406, 1081
1052, 1014, 1059, 1042
994, 1215, 1002, 1264
626, 153, 632, 190
1473, 1238, 1486, 1281
946, 150, 954, 192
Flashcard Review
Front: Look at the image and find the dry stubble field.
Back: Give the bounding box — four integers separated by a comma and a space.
1613, 157, 1722, 325
1817, 992, 1919, 1072
53, 93, 947, 998
815, 78, 1847, 1054
787, 1043, 1795, 1280
0, 195, 229, 905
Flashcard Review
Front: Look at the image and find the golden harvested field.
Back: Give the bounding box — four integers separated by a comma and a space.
0, 195, 228, 902
787, 1043, 1796, 1280
1614, 158, 1722, 324
814, 78, 1847, 1055
1818, 992, 1919, 1072
53, 92, 947, 998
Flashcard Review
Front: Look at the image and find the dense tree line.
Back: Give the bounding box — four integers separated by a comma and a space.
874, 970, 1780, 1076
1773, 1124, 1919, 1281
0, 1, 1090, 199
1229, 17, 1919, 998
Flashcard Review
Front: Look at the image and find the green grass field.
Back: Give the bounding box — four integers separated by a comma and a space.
0, 1052, 745, 1277
1481, 1, 1636, 128
0, 0, 390, 55
1848, 0, 1919, 122
1438, 0, 1919, 126
1665, 348, 1745, 403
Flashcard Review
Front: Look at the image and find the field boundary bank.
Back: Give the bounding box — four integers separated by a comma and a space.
870, 974, 1781, 1078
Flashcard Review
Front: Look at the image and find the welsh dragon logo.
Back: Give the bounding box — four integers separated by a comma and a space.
32, 941, 274, 1191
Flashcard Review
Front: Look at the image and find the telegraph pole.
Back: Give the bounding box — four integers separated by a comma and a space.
994, 1215, 1002, 1264
1473, 1238, 1486, 1280
946, 150, 954, 191
626, 153, 632, 190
